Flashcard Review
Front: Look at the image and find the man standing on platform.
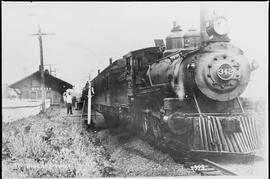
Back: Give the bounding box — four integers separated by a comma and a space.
66, 90, 73, 115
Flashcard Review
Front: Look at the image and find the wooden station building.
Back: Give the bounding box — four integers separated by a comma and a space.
9, 69, 73, 105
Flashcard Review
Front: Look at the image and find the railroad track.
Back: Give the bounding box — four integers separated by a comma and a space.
138, 133, 240, 176
165, 145, 239, 176
180, 158, 238, 176
87, 124, 263, 176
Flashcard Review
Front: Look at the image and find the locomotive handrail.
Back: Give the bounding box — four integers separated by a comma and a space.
137, 83, 169, 90
148, 65, 153, 86
151, 48, 199, 65
193, 93, 202, 116
237, 97, 245, 113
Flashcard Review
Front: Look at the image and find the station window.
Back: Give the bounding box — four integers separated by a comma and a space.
46, 90, 51, 99
37, 91, 42, 98
30, 91, 37, 99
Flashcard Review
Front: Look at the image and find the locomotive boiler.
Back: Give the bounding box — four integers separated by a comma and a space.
87, 12, 263, 157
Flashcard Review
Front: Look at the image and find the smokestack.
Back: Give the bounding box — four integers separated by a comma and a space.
109, 58, 113, 65
200, 4, 210, 43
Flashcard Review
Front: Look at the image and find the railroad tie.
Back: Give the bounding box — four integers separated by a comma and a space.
201, 170, 223, 176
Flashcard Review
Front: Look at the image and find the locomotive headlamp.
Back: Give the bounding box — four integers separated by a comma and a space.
213, 17, 230, 36
206, 16, 230, 37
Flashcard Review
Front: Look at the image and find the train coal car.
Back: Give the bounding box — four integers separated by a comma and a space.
87, 12, 263, 158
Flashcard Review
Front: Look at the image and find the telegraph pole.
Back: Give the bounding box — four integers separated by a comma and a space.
32, 27, 55, 112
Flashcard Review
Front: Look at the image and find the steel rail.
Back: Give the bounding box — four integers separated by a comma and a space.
201, 158, 238, 176
137, 131, 240, 176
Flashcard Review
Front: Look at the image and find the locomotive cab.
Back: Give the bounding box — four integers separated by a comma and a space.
123, 47, 163, 89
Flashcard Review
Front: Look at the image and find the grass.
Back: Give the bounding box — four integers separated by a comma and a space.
2, 107, 115, 178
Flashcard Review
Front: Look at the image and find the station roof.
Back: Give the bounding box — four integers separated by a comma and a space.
9, 70, 73, 89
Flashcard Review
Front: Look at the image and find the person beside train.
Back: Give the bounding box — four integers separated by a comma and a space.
66, 90, 73, 115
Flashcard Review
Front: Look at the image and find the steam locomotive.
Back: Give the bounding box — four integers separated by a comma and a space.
85, 14, 263, 157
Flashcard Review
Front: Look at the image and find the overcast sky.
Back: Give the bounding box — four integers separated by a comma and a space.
2, 2, 268, 99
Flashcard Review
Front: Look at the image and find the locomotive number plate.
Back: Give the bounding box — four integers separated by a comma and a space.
217, 64, 234, 80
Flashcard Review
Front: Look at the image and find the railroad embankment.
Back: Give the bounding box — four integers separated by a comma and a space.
2, 106, 197, 177
2, 107, 114, 177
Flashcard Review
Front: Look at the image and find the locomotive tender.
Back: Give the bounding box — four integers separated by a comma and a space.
87, 13, 262, 157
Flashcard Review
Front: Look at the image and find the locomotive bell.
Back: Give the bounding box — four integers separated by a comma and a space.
194, 43, 251, 101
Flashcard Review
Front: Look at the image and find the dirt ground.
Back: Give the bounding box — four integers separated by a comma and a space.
2, 106, 197, 177
94, 129, 197, 177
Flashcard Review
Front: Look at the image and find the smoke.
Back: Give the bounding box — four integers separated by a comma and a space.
174, 81, 185, 100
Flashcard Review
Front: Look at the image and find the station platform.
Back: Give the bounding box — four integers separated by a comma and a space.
59, 106, 83, 117
59, 106, 107, 128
